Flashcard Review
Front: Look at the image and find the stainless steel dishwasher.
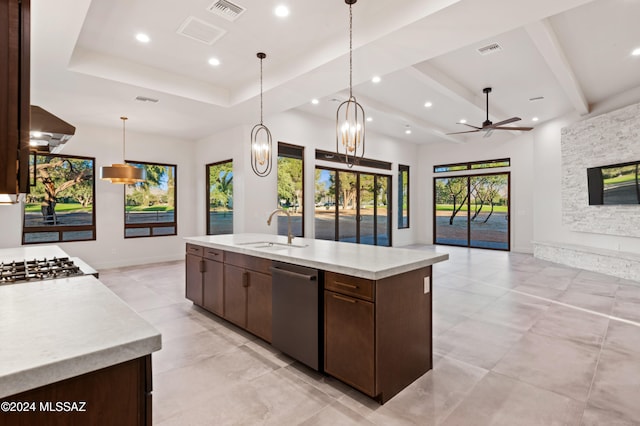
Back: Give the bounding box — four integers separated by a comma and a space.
271, 261, 321, 371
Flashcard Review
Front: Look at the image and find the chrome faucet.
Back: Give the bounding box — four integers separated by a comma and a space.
267, 208, 293, 245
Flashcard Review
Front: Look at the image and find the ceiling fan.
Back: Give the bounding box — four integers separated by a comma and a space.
447, 87, 534, 137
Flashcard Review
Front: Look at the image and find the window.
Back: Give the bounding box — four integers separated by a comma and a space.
23, 153, 96, 244
207, 160, 233, 235
434, 158, 510, 173
398, 164, 409, 229
315, 166, 391, 246
124, 161, 176, 238
277, 143, 304, 237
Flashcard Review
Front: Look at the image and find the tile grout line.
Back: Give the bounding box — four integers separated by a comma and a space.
448, 273, 640, 328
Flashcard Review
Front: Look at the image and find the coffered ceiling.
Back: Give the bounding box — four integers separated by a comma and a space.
30, 0, 640, 145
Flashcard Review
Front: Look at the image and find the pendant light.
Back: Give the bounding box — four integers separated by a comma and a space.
336, 0, 365, 167
250, 52, 273, 177
100, 117, 145, 184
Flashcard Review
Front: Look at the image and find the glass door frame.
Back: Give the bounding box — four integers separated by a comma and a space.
433, 171, 510, 251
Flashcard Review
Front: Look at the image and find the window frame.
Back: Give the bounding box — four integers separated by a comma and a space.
206, 159, 234, 236
124, 160, 177, 239
433, 158, 510, 173
22, 153, 97, 245
398, 164, 410, 229
277, 142, 304, 237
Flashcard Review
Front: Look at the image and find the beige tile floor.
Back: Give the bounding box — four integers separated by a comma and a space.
99, 245, 640, 425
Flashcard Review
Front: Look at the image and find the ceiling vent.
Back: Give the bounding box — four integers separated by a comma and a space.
207, 0, 246, 21
176, 17, 226, 45
477, 42, 503, 56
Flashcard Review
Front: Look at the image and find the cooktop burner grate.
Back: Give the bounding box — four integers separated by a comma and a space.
0, 257, 84, 284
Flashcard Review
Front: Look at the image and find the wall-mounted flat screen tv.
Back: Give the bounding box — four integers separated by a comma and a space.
587, 160, 640, 205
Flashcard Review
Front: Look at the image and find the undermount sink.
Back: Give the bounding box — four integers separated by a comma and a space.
236, 241, 308, 250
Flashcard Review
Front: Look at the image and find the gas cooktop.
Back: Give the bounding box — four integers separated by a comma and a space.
0, 257, 84, 284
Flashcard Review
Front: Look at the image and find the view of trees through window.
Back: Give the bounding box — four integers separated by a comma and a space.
398, 165, 409, 229
207, 160, 233, 235
23, 154, 95, 244
125, 162, 176, 238
277, 143, 303, 237
434, 172, 509, 250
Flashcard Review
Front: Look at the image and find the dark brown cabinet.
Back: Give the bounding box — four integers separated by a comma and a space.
223, 252, 272, 342
185, 244, 204, 306
324, 268, 433, 403
0, 0, 30, 197
0, 355, 152, 426
202, 248, 224, 315
325, 288, 375, 395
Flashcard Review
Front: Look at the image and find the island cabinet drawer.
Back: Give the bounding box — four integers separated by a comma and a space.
186, 243, 203, 256
225, 251, 272, 274
203, 247, 224, 261
325, 271, 374, 302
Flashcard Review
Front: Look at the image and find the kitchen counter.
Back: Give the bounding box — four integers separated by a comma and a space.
0, 247, 161, 400
185, 233, 448, 280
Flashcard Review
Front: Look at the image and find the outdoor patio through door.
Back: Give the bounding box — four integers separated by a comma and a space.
433, 172, 510, 250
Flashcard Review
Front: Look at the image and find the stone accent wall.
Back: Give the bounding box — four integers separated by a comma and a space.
561, 102, 640, 237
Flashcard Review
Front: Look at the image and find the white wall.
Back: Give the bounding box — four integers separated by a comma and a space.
0, 123, 197, 269
194, 109, 421, 247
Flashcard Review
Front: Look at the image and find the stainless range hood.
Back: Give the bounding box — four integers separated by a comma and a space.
30, 105, 76, 153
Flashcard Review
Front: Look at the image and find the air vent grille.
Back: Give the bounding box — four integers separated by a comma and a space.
477, 42, 503, 56
207, 0, 246, 21
176, 17, 226, 45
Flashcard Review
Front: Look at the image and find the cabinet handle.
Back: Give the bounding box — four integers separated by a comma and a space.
332, 294, 356, 304
242, 271, 249, 288
199, 260, 205, 273
270, 266, 316, 280
207, 251, 219, 256
334, 281, 358, 289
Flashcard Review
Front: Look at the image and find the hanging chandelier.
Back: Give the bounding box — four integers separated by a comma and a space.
250, 52, 273, 177
100, 117, 145, 184
336, 0, 365, 167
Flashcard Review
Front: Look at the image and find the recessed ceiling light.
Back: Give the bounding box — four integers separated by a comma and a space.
274, 5, 290, 17
366, 117, 373, 122
424, 101, 433, 108
532, 117, 539, 122
459, 119, 467, 124
405, 129, 412, 135
208, 57, 221, 66
311, 99, 319, 105
135, 33, 150, 43
372, 76, 381, 83
632, 47, 640, 56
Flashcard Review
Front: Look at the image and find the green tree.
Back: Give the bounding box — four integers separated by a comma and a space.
209, 162, 233, 211
277, 157, 302, 209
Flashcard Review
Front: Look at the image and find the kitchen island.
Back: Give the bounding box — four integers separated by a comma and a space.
0, 246, 161, 426
184, 234, 448, 403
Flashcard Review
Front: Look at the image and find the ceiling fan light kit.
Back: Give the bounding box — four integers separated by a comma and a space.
447, 87, 534, 137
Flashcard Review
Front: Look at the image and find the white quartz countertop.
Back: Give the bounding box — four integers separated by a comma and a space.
0, 248, 161, 399
185, 234, 448, 280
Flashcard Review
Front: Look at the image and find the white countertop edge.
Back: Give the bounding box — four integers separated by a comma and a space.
1, 334, 161, 399
185, 235, 449, 280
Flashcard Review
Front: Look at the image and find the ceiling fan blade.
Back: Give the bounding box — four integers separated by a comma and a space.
492, 126, 534, 131
445, 130, 481, 135
490, 117, 521, 127
483, 129, 494, 138
458, 123, 482, 130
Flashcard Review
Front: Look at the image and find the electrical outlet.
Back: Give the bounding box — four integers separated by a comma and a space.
423, 276, 431, 294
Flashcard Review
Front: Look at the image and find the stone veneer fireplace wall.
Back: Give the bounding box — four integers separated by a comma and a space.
534, 101, 640, 281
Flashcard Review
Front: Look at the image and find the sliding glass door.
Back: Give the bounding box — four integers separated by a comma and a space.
316, 167, 391, 246
434, 172, 509, 250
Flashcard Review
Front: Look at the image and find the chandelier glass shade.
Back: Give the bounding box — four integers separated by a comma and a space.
336, 0, 365, 167
100, 117, 145, 184
250, 52, 273, 177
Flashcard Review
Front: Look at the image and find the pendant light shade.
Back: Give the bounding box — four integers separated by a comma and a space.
100, 117, 145, 184
336, 0, 365, 167
250, 52, 273, 177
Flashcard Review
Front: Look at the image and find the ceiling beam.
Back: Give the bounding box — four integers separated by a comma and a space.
525, 19, 589, 115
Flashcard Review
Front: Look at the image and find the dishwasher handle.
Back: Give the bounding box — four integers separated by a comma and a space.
270, 266, 317, 281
